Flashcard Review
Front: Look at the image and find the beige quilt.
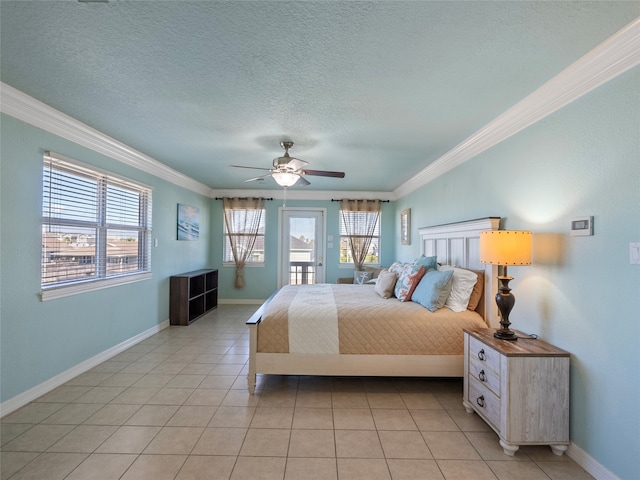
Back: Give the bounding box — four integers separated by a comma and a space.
257, 284, 487, 355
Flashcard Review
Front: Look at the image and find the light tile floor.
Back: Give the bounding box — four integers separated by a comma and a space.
1, 305, 595, 480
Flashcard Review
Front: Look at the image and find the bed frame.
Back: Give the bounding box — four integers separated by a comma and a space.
246, 217, 501, 393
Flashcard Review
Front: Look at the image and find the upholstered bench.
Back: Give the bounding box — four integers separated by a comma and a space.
336, 267, 384, 285
336, 277, 354, 284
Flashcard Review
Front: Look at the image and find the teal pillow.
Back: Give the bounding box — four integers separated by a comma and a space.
411, 269, 454, 312
412, 255, 438, 272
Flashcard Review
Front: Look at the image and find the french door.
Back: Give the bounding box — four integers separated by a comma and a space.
279, 208, 326, 287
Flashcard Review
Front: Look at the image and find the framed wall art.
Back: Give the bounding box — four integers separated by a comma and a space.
177, 204, 200, 240
400, 208, 411, 245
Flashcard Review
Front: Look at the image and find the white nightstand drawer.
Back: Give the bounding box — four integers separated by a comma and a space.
468, 336, 501, 374
469, 377, 500, 430
469, 356, 501, 396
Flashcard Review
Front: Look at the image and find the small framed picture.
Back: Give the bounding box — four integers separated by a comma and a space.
400, 208, 411, 245
177, 204, 200, 240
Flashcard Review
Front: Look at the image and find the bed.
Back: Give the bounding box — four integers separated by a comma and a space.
246, 217, 501, 393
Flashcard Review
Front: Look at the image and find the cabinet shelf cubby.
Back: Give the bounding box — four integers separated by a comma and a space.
170, 269, 218, 326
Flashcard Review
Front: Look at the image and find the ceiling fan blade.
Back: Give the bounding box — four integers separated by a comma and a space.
286, 157, 308, 171
300, 169, 345, 178
295, 176, 311, 186
231, 165, 273, 172
273, 156, 308, 171
244, 174, 271, 182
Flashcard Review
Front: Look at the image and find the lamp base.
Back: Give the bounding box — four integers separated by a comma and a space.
494, 275, 518, 341
494, 329, 518, 341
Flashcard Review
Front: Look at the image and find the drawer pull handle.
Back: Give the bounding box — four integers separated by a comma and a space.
478, 349, 486, 361
476, 395, 485, 408
479, 370, 486, 382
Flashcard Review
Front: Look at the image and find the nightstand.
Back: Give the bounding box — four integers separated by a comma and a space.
463, 328, 570, 456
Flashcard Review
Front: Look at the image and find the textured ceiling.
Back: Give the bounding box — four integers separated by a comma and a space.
1, 1, 637, 193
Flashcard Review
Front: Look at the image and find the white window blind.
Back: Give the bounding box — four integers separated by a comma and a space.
41, 151, 152, 294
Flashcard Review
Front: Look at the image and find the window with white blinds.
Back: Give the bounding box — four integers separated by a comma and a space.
41, 151, 152, 298
339, 210, 381, 265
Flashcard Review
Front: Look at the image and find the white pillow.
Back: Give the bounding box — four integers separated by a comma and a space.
438, 265, 478, 312
374, 269, 398, 299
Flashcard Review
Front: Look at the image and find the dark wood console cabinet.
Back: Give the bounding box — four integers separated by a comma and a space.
169, 269, 218, 325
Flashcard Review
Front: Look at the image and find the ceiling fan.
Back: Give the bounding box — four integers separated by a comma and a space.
231, 141, 345, 187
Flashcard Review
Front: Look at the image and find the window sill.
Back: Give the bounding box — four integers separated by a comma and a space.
40, 272, 152, 301
222, 262, 265, 268
339, 264, 382, 269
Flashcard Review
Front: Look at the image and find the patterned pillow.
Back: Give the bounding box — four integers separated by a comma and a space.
353, 270, 372, 285
394, 263, 426, 302
412, 255, 438, 272
388, 261, 405, 274
364, 266, 383, 279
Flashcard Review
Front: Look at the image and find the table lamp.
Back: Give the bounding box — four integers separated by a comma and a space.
479, 230, 532, 341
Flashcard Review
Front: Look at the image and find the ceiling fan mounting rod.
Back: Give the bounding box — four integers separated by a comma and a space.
280, 141, 294, 154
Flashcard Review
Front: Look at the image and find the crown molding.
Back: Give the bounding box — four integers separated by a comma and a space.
3, 17, 637, 202
0, 83, 395, 202
395, 17, 640, 199
211, 188, 396, 202
0, 82, 213, 197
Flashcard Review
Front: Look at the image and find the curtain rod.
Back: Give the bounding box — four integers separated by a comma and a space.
215, 197, 274, 201
331, 199, 390, 202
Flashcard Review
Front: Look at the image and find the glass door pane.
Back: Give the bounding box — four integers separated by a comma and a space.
280, 209, 325, 287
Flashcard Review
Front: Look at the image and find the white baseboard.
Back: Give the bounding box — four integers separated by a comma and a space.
0, 319, 170, 418
567, 442, 620, 480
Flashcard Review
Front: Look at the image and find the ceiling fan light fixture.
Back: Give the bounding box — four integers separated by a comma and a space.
231, 139, 344, 187
272, 171, 299, 187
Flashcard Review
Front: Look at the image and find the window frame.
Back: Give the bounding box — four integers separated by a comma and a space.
40, 151, 152, 301
222, 206, 266, 266
338, 209, 381, 267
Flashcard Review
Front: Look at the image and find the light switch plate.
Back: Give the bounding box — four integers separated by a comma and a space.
631, 243, 640, 265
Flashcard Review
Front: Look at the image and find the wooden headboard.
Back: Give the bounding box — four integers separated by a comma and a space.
418, 217, 500, 327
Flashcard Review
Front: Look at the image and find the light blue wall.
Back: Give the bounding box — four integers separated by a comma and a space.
394, 70, 640, 479
1, 66, 637, 477
0, 114, 212, 403
211, 199, 396, 300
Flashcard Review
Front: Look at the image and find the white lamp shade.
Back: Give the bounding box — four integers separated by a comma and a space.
272, 172, 299, 187
479, 230, 532, 266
